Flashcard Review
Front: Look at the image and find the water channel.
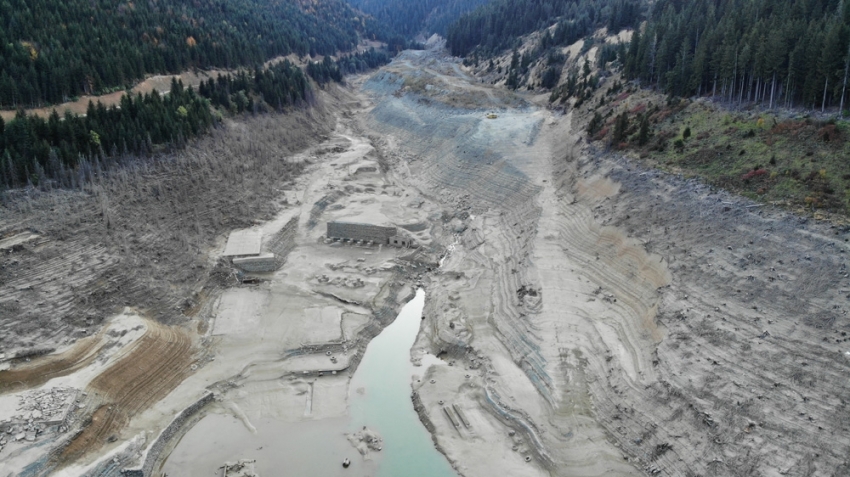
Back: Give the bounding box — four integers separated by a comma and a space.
162, 289, 457, 477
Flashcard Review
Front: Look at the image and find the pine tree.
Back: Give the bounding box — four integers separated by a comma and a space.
613, 112, 630, 144
638, 116, 650, 146
588, 112, 603, 136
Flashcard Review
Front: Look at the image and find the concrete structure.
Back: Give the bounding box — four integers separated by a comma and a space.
223, 230, 263, 257
390, 235, 411, 248
122, 392, 215, 477
232, 253, 277, 272
327, 221, 397, 244
223, 229, 280, 272
326, 221, 417, 248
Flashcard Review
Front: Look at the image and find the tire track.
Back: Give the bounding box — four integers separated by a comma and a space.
0, 331, 104, 394
57, 321, 194, 465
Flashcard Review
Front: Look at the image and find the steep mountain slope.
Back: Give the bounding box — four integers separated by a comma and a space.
442, 0, 850, 217
446, 0, 641, 57
347, 0, 491, 38
0, 0, 382, 108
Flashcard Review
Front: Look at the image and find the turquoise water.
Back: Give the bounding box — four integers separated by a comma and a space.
161, 289, 457, 477
349, 289, 457, 477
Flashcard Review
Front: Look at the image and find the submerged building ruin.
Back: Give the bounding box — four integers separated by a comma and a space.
326, 221, 413, 248
222, 229, 278, 272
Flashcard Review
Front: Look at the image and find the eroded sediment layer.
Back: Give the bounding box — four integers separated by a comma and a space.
58, 320, 194, 465
3, 45, 850, 477
361, 48, 850, 477
361, 50, 652, 476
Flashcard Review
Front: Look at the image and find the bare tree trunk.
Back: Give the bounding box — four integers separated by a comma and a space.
822, 77, 829, 113
761, 79, 773, 106
748, 71, 755, 102
770, 72, 776, 109
732, 50, 738, 104
785, 67, 792, 109
649, 34, 657, 84
840, 41, 850, 116
713, 72, 718, 98
739, 73, 745, 105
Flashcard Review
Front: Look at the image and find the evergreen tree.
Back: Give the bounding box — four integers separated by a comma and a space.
0, 0, 387, 108
447, 0, 643, 58
638, 116, 650, 146
624, 0, 850, 110
613, 112, 630, 144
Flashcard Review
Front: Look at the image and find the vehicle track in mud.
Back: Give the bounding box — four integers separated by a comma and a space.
0, 331, 104, 394
4, 46, 850, 477
359, 48, 850, 476
58, 321, 194, 464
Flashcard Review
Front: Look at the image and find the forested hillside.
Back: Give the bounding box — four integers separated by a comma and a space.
0, 50, 391, 190
448, 0, 850, 115
0, 0, 382, 108
446, 0, 641, 57
624, 0, 850, 111
347, 0, 491, 38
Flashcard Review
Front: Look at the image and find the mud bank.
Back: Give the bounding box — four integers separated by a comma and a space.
0, 81, 445, 475
357, 46, 850, 477
3, 43, 849, 477
121, 392, 213, 477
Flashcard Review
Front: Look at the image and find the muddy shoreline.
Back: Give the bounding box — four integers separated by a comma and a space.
1, 44, 849, 477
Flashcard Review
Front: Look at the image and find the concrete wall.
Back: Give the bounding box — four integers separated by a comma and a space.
327, 222, 397, 244
121, 392, 214, 477
389, 235, 410, 248
233, 253, 277, 272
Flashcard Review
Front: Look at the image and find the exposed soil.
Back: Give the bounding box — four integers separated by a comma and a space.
0, 41, 386, 122
58, 320, 194, 465
0, 331, 104, 394
0, 99, 334, 357
2, 43, 850, 477
0, 70, 226, 122
361, 47, 850, 476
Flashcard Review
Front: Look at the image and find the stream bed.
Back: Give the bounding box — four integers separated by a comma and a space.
348, 289, 457, 477
161, 289, 456, 477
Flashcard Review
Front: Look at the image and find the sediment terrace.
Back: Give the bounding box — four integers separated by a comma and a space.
1, 46, 849, 477
362, 48, 850, 477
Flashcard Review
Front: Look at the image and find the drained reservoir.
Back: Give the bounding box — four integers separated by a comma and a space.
348, 289, 457, 477
162, 289, 457, 477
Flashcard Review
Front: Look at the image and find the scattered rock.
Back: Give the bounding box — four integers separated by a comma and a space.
346, 427, 384, 456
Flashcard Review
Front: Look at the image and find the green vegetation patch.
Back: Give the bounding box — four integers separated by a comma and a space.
595, 97, 850, 215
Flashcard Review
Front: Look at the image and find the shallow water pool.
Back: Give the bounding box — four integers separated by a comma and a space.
161, 289, 456, 477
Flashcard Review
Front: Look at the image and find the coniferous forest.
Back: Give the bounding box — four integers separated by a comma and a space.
0, 0, 382, 109
445, 0, 850, 114
0, 0, 398, 191
0, 51, 390, 190
0, 61, 308, 189
446, 0, 642, 58
623, 0, 850, 111
348, 0, 492, 38
9, 0, 850, 192
306, 49, 392, 84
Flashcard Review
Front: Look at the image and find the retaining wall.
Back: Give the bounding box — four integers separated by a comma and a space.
327, 222, 397, 243
233, 253, 277, 272
121, 392, 214, 477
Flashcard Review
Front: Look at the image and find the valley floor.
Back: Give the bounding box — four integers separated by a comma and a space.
1, 45, 849, 477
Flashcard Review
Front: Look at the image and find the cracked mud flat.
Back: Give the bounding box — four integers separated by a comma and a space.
2, 45, 850, 477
